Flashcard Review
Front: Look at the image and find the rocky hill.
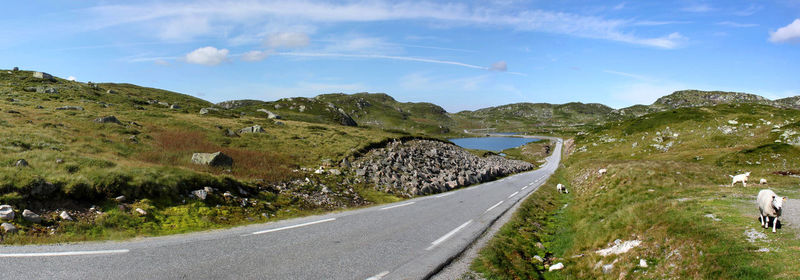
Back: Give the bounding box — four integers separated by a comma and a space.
453, 102, 616, 133
650, 90, 778, 109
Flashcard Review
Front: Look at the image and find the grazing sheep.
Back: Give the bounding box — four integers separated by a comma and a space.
757, 189, 785, 233
760, 178, 767, 185
556, 183, 568, 194
598, 168, 607, 175
729, 172, 751, 187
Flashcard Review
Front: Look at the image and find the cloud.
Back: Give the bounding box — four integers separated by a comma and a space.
770, 19, 800, 43
275, 51, 491, 70
265, 32, 310, 49
613, 2, 626, 10
185, 46, 229, 65
84, 1, 686, 49
489, 61, 507, 71
732, 4, 761, 16
67, 76, 77, 81
682, 4, 713, 13
633, 20, 691, 26
716, 21, 758, 28
158, 16, 211, 40
241, 50, 269, 62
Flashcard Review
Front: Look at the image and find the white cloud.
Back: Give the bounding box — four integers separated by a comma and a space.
67, 76, 77, 81
84, 1, 686, 49
241, 50, 269, 62
322, 35, 397, 54
265, 32, 310, 49
275, 52, 491, 70
489, 61, 507, 71
716, 21, 758, 28
158, 16, 211, 40
682, 4, 713, 13
185, 46, 229, 65
769, 19, 800, 43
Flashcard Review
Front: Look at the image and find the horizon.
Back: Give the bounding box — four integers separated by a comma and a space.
2, 0, 799, 112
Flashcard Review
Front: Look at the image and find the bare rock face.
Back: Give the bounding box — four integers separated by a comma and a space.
1, 222, 18, 234
59, 211, 73, 221
94, 115, 122, 124
199, 107, 219, 115
191, 151, 233, 167
55, 106, 84, 111
32, 71, 54, 80
238, 125, 265, 134
0, 205, 15, 220
22, 209, 41, 223
257, 109, 281, 119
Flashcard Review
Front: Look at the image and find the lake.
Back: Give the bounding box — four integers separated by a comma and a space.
449, 137, 540, 152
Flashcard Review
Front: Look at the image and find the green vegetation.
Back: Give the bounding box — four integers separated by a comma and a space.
500, 139, 552, 166
472, 103, 800, 279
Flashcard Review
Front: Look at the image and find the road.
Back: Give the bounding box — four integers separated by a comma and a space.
2, 137, 562, 280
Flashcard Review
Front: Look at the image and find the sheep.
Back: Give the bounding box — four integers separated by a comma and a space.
757, 189, 785, 233
598, 168, 607, 175
729, 172, 751, 187
759, 178, 768, 185
556, 183, 568, 194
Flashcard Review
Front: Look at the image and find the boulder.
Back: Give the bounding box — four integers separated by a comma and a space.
12, 67, 19, 71
22, 209, 41, 223
94, 115, 122, 124
0, 205, 14, 220
157, 101, 170, 106
170, 104, 181, 109
602, 263, 614, 274
191, 152, 233, 167
238, 125, 265, 134
549, 263, 564, 271
106, 89, 116, 94
15, 159, 28, 167
223, 129, 239, 137
257, 109, 281, 119
59, 211, 73, 221
199, 107, 219, 115
639, 259, 648, 268
32, 71, 54, 80
135, 208, 147, 215
192, 189, 208, 200
55, 106, 84, 111
115, 195, 126, 202
1, 222, 18, 234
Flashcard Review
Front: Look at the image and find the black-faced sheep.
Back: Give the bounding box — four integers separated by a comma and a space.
556, 183, 568, 194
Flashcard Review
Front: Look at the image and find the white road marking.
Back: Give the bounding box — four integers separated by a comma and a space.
0, 249, 129, 258
508, 191, 519, 198
484, 201, 504, 213
521, 185, 528, 190
365, 271, 390, 280
426, 220, 473, 250
435, 192, 454, 198
249, 218, 336, 235
380, 202, 415, 210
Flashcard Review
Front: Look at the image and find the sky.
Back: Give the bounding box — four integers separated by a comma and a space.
1, 0, 799, 112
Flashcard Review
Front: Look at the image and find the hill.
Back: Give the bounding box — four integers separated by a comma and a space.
453, 102, 616, 134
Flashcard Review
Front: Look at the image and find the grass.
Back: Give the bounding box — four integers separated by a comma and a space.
472, 103, 800, 279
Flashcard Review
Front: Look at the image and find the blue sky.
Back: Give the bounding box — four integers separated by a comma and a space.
1, 0, 799, 112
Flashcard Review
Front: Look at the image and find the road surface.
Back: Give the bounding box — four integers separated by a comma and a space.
2, 137, 562, 280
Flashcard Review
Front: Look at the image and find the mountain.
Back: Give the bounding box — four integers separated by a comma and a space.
452, 102, 617, 133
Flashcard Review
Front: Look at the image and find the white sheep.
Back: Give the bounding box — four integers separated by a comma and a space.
759, 178, 767, 185
729, 172, 751, 187
598, 168, 607, 175
757, 189, 785, 233
556, 183, 568, 194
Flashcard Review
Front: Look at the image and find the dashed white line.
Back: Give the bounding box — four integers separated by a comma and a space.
484, 201, 504, 213
0, 249, 130, 258
521, 185, 528, 190
380, 202, 415, 210
435, 192, 454, 198
249, 218, 336, 235
365, 271, 390, 280
508, 191, 519, 198
426, 220, 473, 250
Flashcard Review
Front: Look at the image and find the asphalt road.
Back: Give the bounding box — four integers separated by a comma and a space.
1, 137, 562, 280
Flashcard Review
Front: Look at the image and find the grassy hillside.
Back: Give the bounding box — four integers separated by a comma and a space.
453, 102, 616, 134
473, 104, 800, 279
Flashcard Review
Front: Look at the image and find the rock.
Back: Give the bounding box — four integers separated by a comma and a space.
158, 101, 170, 107
135, 208, 147, 215
15, 159, 28, 167
12, 67, 19, 71
170, 104, 181, 109
55, 158, 64, 164
238, 125, 265, 134
223, 129, 240, 137
533, 255, 544, 262
602, 263, 614, 274
203, 186, 214, 194
59, 211, 73, 221
549, 262, 564, 271
55, 106, 84, 111
115, 195, 126, 202
192, 189, 208, 200
191, 152, 233, 167
0, 205, 15, 220
199, 107, 219, 115
32, 71, 54, 80
328, 169, 341, 176
257, 109, 281, 119
128, 135, 138, 143
22, 209, 41, 223
1, 222, 18, 234
223, 191, 233, 198
6, 110, 20, 114
94, 115, 122, 124
596, 240, 642, 256
106, 89, 116, 94
639, 259, 648, 268
321, 186, 330, 193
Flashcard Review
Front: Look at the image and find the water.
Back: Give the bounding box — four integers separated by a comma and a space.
449, 137, 539, 152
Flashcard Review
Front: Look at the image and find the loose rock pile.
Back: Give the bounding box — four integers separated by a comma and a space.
352, 140, 534, 196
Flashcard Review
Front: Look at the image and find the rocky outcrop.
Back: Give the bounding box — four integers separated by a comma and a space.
199, 107, 219, 115
352, 140, 534, 196
191, 152, 233, 167
238, 125, 265, 134
94, 115, 122, 124
1, 222, 18, 234
32, 71, 54, 80
55, 106, 84, 111
0, 205, 14, 220
257, 109, 281, 119
22, 209, 41, 223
